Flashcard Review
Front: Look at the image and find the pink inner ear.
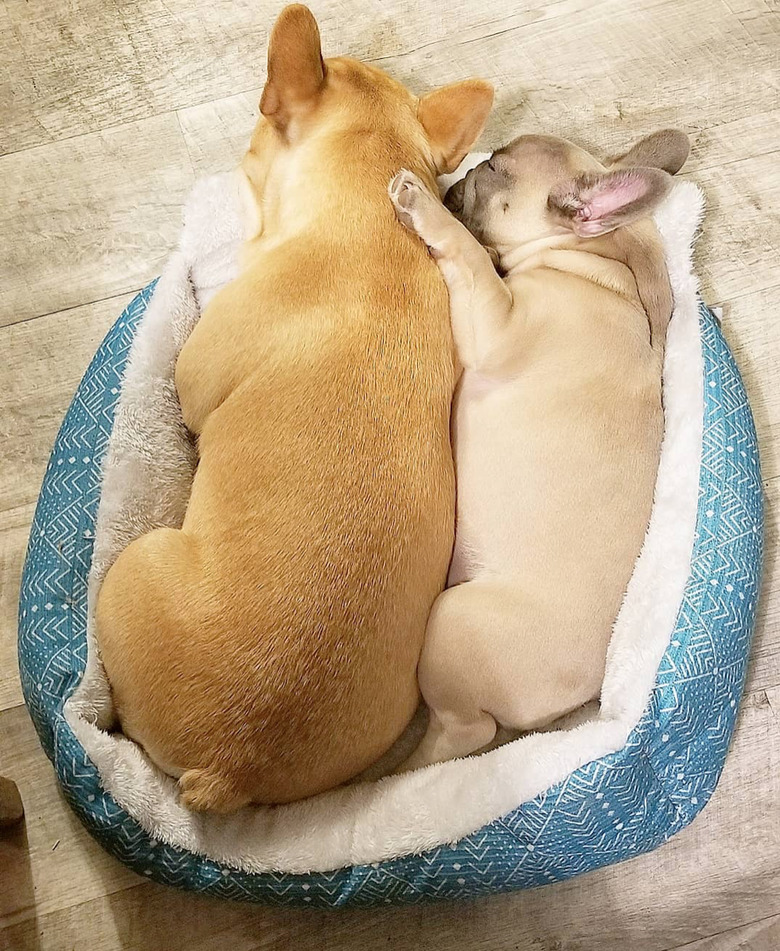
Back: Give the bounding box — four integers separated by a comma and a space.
577, 171, 649, 223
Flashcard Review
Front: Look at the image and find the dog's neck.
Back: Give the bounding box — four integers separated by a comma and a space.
499, 232, 578, 276
501, 223, 671, 351
503, 235, 641, 305
242, 131, 436, 246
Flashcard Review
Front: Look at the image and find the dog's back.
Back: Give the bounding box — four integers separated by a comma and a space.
387, 131, 686, 768
457, 226, 669, 624
96, 6, 493, 811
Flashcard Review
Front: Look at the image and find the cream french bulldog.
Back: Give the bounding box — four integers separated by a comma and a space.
389, 130, 689, 768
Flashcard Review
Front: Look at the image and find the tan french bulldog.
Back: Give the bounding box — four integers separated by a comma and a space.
96, 4, 493, 811
388, 130, 689, 768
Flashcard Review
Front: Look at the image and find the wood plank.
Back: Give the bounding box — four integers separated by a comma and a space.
0, 507, 34, 712
744, 473, 780, 696
0, 0, 266, 155
3, 0, 778, 157
722, 0, 775, 19
176, 92, 259, 179
0, 705, 141, 931
665, 914, 780, 951
0, 295, 135, 710
0, 115, 192, 327
688, 110, 780, 174
1, 685, 777, 949
692, 152, 780, 305
470, 0, 779, 156
174, 10, 780, 178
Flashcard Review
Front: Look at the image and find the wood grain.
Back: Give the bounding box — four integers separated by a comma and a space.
176, 92, 259, 178
0, 706, 141, 931
666, 915, 780, 951
2, 0, 777, 156
693, 153, 780, 305
0, 116, 192, 327
1, 0, 779, 947
1, 686, 777, 950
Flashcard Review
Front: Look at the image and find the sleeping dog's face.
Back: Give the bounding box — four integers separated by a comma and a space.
443, 131, 690, 260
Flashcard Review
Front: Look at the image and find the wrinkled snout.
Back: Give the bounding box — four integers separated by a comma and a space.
444, 161, 496, 246
444, 177, 466, 217
444, 157, 499, 229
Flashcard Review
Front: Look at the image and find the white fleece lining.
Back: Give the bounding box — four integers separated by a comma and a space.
65, 166, 705, 875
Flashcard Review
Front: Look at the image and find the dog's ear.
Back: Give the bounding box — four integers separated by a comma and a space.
549, 167, 673, 238
418, 80, 494, 175
260, 4, 325, 136
608, 129, 690, 175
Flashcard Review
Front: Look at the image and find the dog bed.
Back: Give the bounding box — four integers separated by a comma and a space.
18, 166, 763, 906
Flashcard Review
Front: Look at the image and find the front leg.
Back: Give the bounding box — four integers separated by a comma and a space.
389, 170, 514, 372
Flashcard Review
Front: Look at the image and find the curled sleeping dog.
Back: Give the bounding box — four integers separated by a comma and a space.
96, 4, 493, 811
389, 130, 690, 769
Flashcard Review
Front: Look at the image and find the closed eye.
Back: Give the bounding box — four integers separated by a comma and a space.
487, 159, 496, 171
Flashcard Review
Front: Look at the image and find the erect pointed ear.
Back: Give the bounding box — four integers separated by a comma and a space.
260, 5, 325, 135
549, 167, 673, 238
418, 80, 494, 175
608, 129, 690, 175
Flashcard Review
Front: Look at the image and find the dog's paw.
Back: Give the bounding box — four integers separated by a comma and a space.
389, 168, 426, 209
388, 169, 433, 233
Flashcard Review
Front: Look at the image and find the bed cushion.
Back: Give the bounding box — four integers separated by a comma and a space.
18, 176, 763, 905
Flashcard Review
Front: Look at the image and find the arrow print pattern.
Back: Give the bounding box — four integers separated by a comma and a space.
18, 294, 763, 906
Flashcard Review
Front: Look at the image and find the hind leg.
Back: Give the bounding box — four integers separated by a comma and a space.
97, 528, 203, 762
98, 529, 274, 813
402, 708, 498, 771
400, 581, 509, 770
401, 579, 597, 771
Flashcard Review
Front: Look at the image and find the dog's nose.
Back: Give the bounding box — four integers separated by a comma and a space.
444, 177, 466, 216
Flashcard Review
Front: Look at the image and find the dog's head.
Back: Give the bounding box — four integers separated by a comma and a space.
243, 5, 493, 236
444, 130, 689, 256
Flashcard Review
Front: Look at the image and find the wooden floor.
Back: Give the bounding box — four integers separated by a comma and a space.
1, 1, 778, 948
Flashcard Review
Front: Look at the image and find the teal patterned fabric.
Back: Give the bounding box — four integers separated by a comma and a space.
18, 288, 763, 905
